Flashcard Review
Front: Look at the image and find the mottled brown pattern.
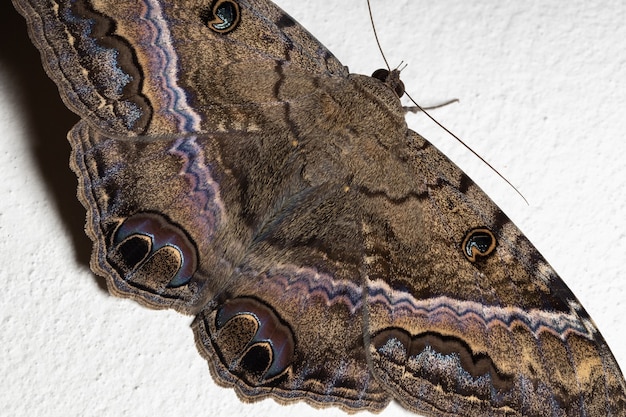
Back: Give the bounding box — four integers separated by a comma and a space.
13, 0, 626, 416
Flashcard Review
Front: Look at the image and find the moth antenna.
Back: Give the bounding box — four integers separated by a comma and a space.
405, 98, 459, 112
367, 0, 390, 70
367, 1, 525, 204
399, 63, 458, 110
405, 91, 529, 205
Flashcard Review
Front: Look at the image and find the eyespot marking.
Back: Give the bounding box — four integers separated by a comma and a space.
203, 0, 241, 34
462, 228, 497, 262
214, 297, 295, 383
109, 212, 198, 289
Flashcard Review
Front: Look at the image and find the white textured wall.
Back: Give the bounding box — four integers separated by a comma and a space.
1, 1, 625, 416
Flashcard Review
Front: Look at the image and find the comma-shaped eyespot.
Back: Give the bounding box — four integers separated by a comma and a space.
462, 228, 497, 262
107, 212, 198, 292
202, 0, 241, 34
213, 297, 295, 384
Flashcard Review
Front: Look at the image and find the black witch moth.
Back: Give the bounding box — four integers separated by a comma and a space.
13, 0, 626, 415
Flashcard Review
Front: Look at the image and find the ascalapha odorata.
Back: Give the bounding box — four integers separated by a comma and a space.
12, 0, 626, 416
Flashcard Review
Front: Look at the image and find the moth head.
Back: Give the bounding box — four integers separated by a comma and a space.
371, 68, 405, 98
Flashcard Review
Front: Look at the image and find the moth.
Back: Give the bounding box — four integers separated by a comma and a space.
12, 0, 626, 416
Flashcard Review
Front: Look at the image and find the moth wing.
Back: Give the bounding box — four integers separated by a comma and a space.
362, 129, 626, 416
